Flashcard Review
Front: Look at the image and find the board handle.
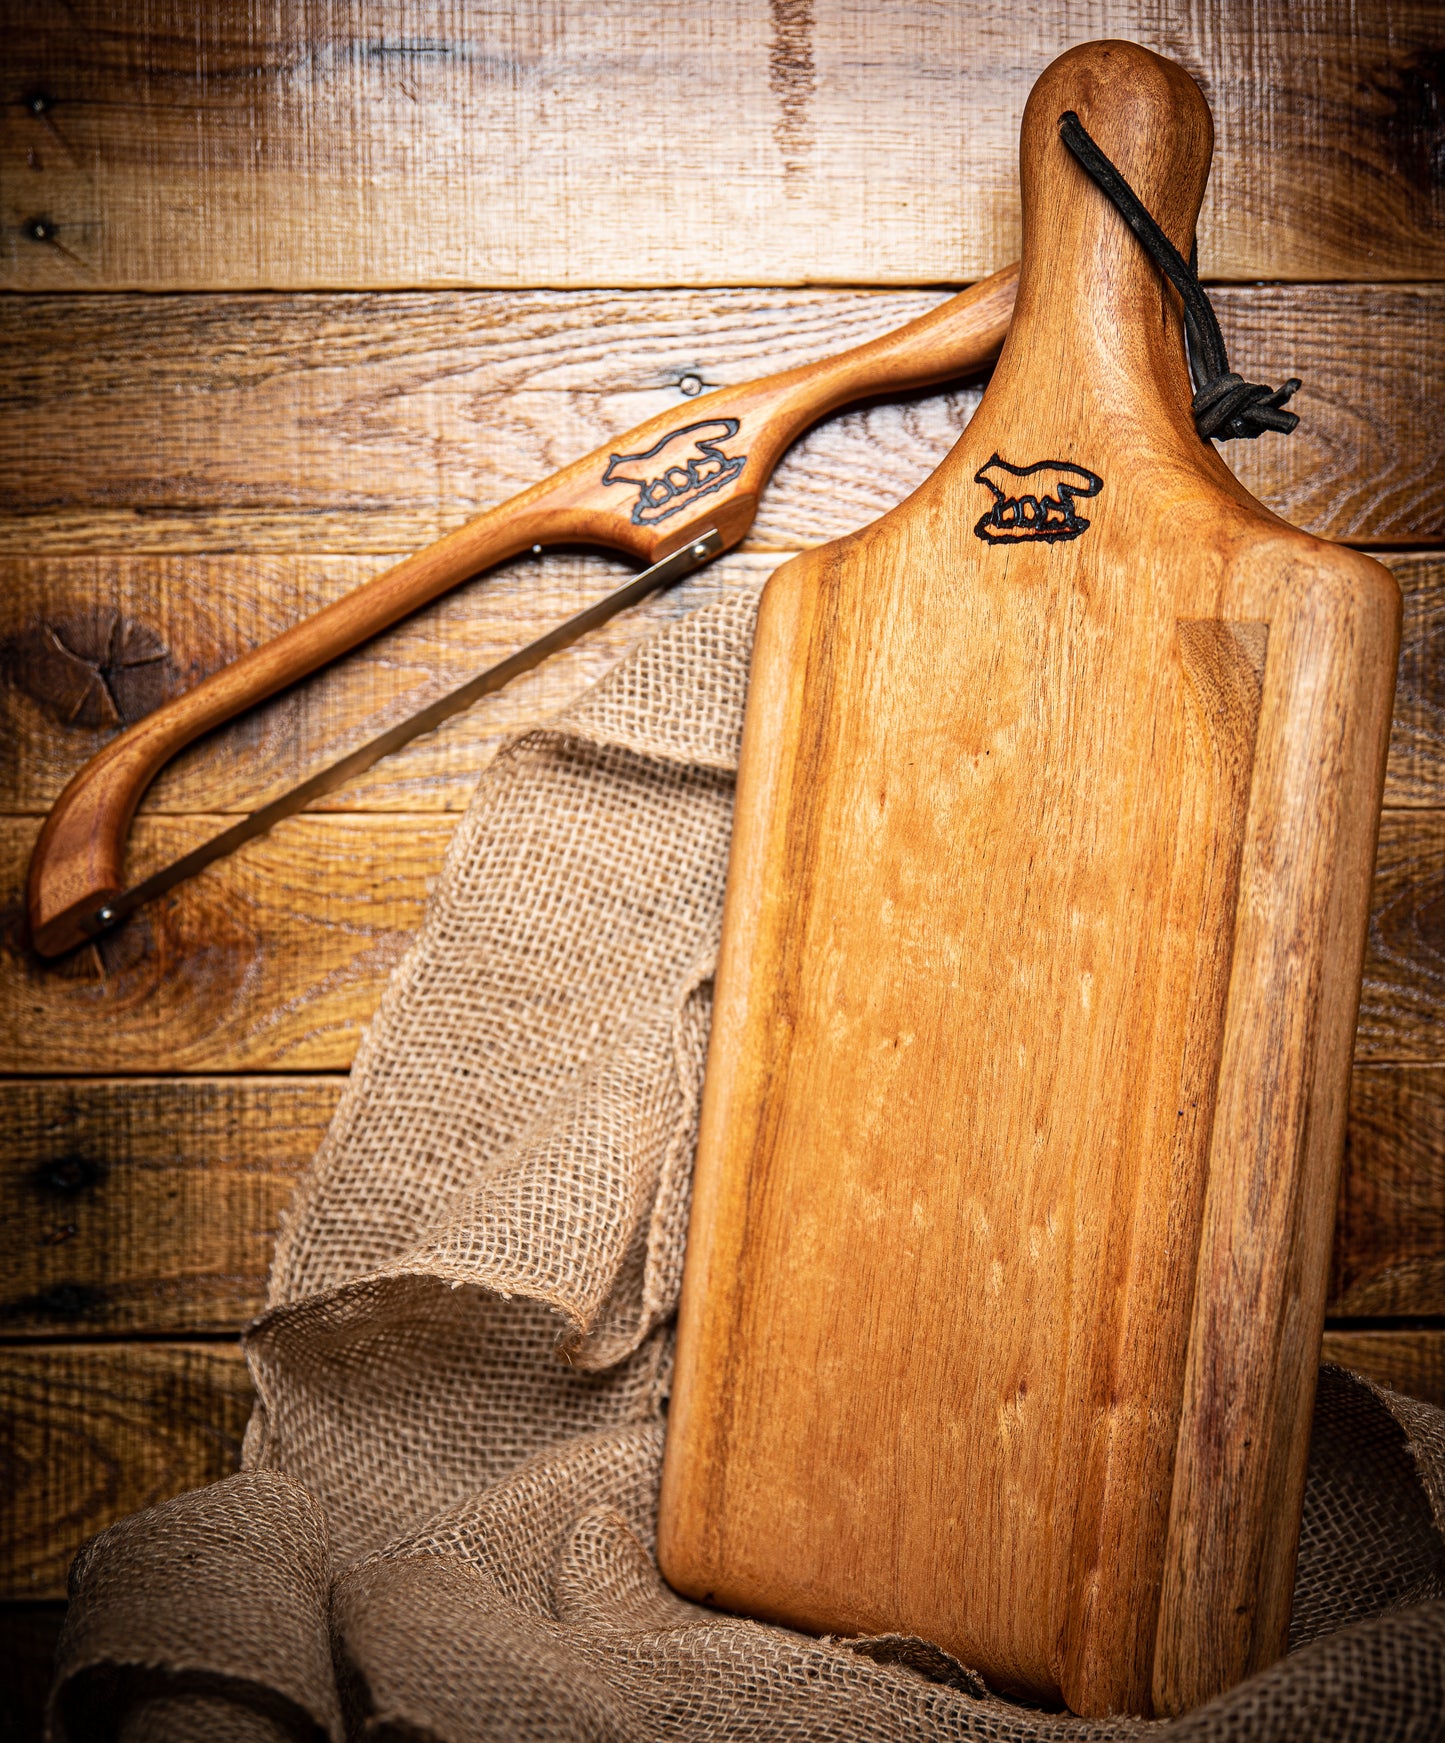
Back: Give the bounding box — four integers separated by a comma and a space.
26, 266, 1017, 957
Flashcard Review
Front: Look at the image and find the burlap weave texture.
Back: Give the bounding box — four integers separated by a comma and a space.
51, 582, 1445, 1741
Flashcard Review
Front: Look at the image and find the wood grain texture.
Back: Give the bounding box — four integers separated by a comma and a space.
0, 1343, 251, 1600
1357, 809, 1445, 1062
0, 1332, 1426, 1610
5, 555, 1443, 819
5, 810, 1445, 1079
0, 554, 776, 816
19, 274, 1017, 956
1385, 555, 1445, 808
1332, 1067, 1445, 1316
0, 288, 1438, 554
661, 44, 1401, 1718
0, 287, 962, 554
0, 1078, 339, 1336
0, 0, 1439, 1713
2, 1, 1441, 289
0, 1068, 1435, 1344
1319, 1331, 1445, 1410
0, 815, 444, 1073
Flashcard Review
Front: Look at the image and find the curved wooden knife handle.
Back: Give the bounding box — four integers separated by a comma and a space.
27, 265, 1017, 956
25, 486, 578, 957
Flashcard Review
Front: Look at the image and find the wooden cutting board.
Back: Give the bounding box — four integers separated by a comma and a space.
657, 40, 1401, 1720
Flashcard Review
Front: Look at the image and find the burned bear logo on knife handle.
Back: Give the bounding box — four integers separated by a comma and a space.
602, 419, 749, 526
973, 454, 1103, 544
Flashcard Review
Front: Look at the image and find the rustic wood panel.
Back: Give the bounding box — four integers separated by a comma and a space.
0, 286, 954, 553
2, 0, 1438, 1706
0, 553, 772, 817
1, 1062, 1440, 1341
0, 1332, 1433, 1606
0, 1078, 340, 1336
1320, 1330, 1445, 1409
0, 1343, 252, 1600
4, 808, 1444, 1075
1385, 555, 1445, 809
2, 1, 1441, 290
0, 289, 1438, 554
1332, 1066, 1445, 1315
0, 815, 445, 1073
1357, 810, 1445, 1063
3, 554, 1440, 819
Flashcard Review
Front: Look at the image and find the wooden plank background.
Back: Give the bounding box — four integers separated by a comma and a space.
3, 1, 1441, 287
1, 1, 1443, 1724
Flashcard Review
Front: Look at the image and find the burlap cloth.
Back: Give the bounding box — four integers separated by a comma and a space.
50, 581, 1445, 1741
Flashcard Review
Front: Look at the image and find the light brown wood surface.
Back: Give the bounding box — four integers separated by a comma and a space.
2, 815, 442, 1072
1, 288, 1438, 556
0, 1333, 1436, 1613
2, 1332, 1438, 1607
5, 555, 1443, 818
4, 1071, 1441, 1346
0, 554, 775, 816
23, 273, 1016, 955
7, 802, 1445, 1083
0, 1344, 253, 1599
3, 2, 1440, 289
660, 42, 1402, 1719
2, 2, 1442, 1717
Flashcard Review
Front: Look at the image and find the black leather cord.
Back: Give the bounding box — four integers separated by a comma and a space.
1057, 111, 1301, 443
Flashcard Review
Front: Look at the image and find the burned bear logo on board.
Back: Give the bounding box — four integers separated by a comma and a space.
973, 454, 1103, 545
601, 418, 749, 526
